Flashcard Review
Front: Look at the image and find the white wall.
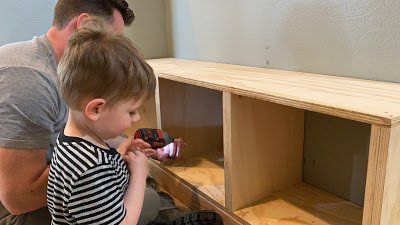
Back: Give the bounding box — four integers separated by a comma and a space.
167, 0, 400, 83
0, 0, 56, 45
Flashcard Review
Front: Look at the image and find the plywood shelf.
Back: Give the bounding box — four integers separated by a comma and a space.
139, 58, 400, 225
149, 161, 363, 225
154, 153, 363, 225
235, 183, 362, 225
164, 151, 225, 206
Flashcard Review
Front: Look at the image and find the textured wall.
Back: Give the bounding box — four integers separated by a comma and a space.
166, 0, 400, 206
125, 0, 169, 59
168, 0, 400, 83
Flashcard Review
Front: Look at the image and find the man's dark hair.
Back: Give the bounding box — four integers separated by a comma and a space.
53, 0, 135, 28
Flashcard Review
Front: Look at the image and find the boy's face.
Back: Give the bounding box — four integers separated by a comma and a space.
96, 97, 144, 140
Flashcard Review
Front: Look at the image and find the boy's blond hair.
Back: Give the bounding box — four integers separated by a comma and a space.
58, 21, 156, 110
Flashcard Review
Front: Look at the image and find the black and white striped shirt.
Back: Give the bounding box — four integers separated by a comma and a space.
47, 133, 129, 225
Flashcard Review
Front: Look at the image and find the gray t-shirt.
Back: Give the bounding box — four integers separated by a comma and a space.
0, 35, 67, 161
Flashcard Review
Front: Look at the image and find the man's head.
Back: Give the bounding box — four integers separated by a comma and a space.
53, 0, 134, 29
58, 26, 156, 112
47, 0, 135, 61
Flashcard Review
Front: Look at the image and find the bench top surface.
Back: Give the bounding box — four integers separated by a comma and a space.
147, 58, 400, 126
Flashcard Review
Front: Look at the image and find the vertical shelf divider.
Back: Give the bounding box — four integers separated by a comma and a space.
223, 91, 234, 211
226, 94, 305, 211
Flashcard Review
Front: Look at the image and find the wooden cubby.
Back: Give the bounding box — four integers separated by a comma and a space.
135, 58, 400, 225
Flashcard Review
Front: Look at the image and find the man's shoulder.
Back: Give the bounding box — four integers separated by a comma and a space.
0, 36, 58, 92
0, 36, 56, 75
0, 38, 36, 63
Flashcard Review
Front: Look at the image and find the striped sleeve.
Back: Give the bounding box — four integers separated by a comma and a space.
67, 164, 127, 225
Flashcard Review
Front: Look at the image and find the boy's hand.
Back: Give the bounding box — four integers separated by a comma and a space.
129, 138, 158, 158
119, 136, 186, 162
117, 137, 156, 157
117, 138, 149, 178
124, 150, 149, 179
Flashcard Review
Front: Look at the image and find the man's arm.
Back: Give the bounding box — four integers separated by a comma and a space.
0, 147, 49, 215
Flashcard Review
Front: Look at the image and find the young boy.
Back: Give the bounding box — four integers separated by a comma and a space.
46, 23, 156, 224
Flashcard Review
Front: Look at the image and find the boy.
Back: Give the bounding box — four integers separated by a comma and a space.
47, 24, 156, 224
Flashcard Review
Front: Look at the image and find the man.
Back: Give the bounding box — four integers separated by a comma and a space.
0, 1, 223, 225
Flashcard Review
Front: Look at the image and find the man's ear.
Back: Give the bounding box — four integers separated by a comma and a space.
76, 13, 91, 28
84, 98, 106, 121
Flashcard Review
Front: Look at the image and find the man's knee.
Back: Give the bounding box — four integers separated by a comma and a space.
137, 187, 161, 225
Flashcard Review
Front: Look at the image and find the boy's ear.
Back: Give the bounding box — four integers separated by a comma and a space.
84, 98, 106, 121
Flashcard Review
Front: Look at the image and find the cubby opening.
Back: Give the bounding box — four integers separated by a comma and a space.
227, 95, 369, 225
158, 78, 225, 206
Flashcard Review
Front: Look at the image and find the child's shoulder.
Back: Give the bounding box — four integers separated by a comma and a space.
55, 134, 108, 167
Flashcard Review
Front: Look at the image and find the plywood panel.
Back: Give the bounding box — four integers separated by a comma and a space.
147, 58, 400, 126
158, 78, 223, 159
227, 94, 305, 211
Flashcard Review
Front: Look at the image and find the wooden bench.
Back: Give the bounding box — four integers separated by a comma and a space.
129, 58, 400, 225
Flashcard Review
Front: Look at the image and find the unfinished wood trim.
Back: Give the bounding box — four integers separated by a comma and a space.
380, 125, 400, 224
228, 94, 305, 211
147, 58, 400, 126
149, 159, 248, 225
362, 125, 390, 225
223, 91, 233, 210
